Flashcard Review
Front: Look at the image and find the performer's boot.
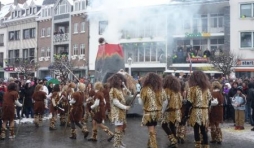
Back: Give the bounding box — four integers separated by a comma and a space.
194, 141, 202, 148
177, 125, 185, 144
113, 129, 125, 148
148, 131, 158, 148
81, 124, 89, 139
60, 114, 65, 126
103, 127, 114, 142
0, 128, 6, 140
216, 128, 222, 144
210, 126, 216, 143
34, 115, 39, 127
88, 129, 97, 142
202, 145, 210, 148
69, 129, 76, 139
9, 127, 15, 139
49, 118, 56, 130
168, 134, 177, 148
120, 131, 126, 147
38, 114, 43, 124
82, 113, 88, 123
200, 133, 203, 144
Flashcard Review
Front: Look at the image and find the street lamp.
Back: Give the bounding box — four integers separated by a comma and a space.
127, 57, 132, 76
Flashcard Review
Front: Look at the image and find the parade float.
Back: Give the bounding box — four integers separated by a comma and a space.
94, 38, 142, 115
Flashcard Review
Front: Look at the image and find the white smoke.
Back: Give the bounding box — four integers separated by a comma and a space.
87, 0, 201, 45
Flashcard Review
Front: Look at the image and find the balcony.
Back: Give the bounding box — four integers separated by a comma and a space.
5, 57, 35, 66
53, 33, 69, 44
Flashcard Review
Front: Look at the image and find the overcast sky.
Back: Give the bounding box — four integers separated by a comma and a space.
1, 0, 14, 5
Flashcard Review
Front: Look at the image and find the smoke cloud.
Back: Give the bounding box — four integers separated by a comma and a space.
87, 0, 202, 50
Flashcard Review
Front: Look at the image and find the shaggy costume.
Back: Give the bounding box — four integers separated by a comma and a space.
49, 92, 61, 130
32, 91, 46, 127
140, 86, 166, 148
1, 90, 22, 139
209, 89, 224, 144
69, 83, 89, 139
186, 86, 212, 148
88, 82, 114, 142
162, 88, 182, 148
109, 87, 128, 148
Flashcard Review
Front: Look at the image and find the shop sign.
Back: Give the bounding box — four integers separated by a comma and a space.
237, 59, 254, 66
185, 32, 211, 37
4, 66, 15, 71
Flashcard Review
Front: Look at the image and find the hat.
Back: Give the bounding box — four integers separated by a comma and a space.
26, 80, 31, 84
237, 86, 243, 92
225, 83, 231, 89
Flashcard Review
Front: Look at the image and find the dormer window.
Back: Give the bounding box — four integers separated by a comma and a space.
55, 0, 69, 15
18, 11, 21, 17
26, 8, 30, 15
12, 12, 15, 18
74, 0, 86, 11
41, 8, 51, 17
33, 7, 37, 14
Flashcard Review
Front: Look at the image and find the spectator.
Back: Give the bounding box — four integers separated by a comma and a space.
232, 86, 246, 130
24, 80, 35, 118
228, 82, 238, 123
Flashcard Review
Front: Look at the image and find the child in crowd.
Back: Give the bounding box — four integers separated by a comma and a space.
232, 86, 246, 130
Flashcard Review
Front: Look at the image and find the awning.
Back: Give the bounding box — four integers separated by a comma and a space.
234, 67, 254, 72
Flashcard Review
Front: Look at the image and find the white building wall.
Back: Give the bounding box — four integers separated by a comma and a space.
89, 20, 102, 71
0, 27, 8, 78
7, 22, 37, 50
230, 0, 254, 58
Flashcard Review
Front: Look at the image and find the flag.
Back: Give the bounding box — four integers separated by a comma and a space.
188, 53, 192, 74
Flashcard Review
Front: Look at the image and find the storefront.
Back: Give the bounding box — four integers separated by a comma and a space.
235, 59, 254, 78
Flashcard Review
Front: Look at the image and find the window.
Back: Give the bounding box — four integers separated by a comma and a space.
41, 48, 45, 57
42, 8, 51, 17
23, 28, 36, 39
47, 27, 51, 36
9, 31, 20, 41
33, 7, 37, 14
41, 28, 45, 37
81, 22, 85, 32
241, 32, 252, 48
26, 8, 30, 15
99, 21, 108, 35
73, 44, 78, 55
80, 44, 85, 54
240, 4, 252, 18
210, 38, 224, 51
74, 0, 86, 11
0, 34, 3, 46
210, 14, 224, 28
74, 23, 78, 33
56, 0, 68, 15
47, 47, 51, 57
0, 52, 3, 67
8, 49, 19, 58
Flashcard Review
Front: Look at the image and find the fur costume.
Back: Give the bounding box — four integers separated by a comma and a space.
117, 70, 137, 95
33, 91, 46, 126
88, 82, 114, 142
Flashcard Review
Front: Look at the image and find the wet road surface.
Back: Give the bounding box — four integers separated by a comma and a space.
1, 116, 254, 148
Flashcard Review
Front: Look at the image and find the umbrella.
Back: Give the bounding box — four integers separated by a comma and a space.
47, 78, 60, 85
45, 76, 52, 81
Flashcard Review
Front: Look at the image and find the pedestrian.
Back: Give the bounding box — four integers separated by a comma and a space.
223, 83, 230, 120
1, 83, 22, 140
69, 83, 89, 139
184, 71, 212, 148
32, 84, 46, 127
108, 73, 130, 148
209, 81, 224, 144
228, 82, 238, 123
232, 86, 246, 130
24, 80, 35, 118
161, 75, 182, 148
88, 82, 114, 142
139, 72, 166, 148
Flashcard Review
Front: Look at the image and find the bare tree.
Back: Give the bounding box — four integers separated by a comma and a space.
210, 51, 239, 76
9, 58, 39, 79
49, 54, 73, 84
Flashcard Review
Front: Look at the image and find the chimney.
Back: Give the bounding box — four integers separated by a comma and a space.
14, 0, 26, 5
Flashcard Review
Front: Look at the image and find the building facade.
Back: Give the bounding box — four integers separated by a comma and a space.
231, 0, 254, 78
36, 0, 89, 79
3, 0, 42, 78
0, 4, 11, 78
88, 0, 229, 79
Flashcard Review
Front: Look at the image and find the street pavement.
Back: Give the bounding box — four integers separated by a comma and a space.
1, 116, 254, 148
